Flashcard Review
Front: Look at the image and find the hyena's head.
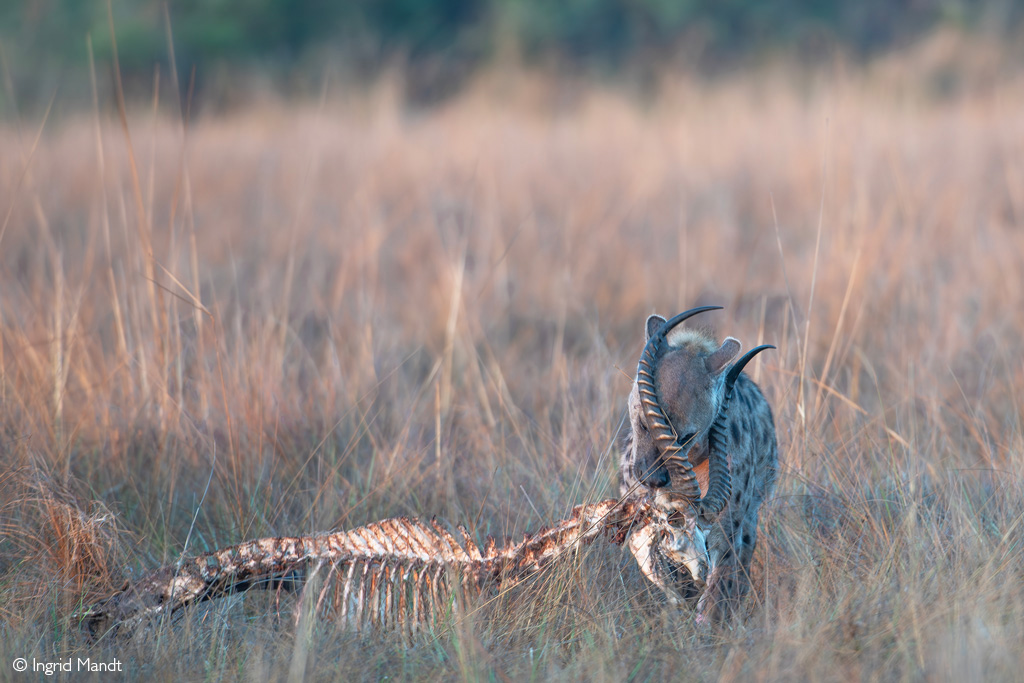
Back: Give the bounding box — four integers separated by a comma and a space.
619, 312, 740, 499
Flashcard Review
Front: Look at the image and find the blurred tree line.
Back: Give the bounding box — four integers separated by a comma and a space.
0, 0, 1020, 107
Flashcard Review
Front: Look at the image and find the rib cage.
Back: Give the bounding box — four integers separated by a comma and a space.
81, 499, 661, 637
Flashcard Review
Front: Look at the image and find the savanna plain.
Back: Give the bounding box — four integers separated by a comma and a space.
2, 55, 1024, 681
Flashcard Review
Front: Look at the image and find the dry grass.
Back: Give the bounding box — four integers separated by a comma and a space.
2, 59, 1024, 680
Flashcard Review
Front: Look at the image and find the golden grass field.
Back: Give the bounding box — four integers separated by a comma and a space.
3, 53, 1024, 680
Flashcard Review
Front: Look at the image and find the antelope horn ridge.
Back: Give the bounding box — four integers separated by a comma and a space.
636, 305, 723, 504
699, 344, 775, 523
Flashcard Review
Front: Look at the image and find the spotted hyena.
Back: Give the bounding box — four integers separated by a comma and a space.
620, 307, 778, 621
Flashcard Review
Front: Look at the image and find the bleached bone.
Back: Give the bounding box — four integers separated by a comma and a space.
80, 498, 683, 637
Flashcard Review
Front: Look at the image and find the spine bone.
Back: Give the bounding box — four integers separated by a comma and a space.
81, 499, 656, 636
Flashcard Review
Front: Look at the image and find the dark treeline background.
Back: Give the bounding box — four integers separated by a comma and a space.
2, 0, 1022, 108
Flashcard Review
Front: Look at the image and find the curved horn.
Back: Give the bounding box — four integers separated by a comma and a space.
725, 344, 776, 392
699, 344, 775, 523
636, 306, 723, 503
656, 306, 723, 341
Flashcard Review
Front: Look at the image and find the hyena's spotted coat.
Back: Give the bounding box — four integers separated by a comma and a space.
620, 313, 778, 620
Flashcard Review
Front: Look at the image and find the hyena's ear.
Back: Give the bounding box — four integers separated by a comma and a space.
705, 337, 741, 375
645, 314, 667, 341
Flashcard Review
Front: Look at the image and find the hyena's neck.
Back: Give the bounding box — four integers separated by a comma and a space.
686, 436, 710, 467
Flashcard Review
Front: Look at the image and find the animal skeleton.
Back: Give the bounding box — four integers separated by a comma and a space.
81, 498, 696, 637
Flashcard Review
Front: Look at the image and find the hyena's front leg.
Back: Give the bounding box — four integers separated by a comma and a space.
695, 559, 742, 624
695, 520, 755, 624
